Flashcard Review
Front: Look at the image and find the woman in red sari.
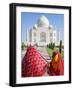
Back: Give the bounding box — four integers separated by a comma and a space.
22, 46, 48, 77
48, 48, 64, 76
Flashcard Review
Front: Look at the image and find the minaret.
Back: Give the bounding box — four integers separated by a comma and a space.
58, 31, 60, 43
26, 28, 28, 42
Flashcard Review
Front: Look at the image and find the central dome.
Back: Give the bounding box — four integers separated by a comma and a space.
37, 16, 49, 27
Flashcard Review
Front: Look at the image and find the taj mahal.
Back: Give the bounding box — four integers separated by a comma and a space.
25, 15, 60, 46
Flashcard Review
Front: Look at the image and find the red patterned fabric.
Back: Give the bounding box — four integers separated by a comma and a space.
22, 46, 47, 77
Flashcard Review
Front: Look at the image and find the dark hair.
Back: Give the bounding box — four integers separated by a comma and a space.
52, 52, 56, 59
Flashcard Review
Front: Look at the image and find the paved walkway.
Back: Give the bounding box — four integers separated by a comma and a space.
21, 50, 26, 60
37, 46, 51, 62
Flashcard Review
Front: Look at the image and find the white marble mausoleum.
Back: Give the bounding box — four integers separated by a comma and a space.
25, 15, 60, 46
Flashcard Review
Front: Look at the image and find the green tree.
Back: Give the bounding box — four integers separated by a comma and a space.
59, 40, 62, 53
49, 43, 51, 48
21, 42, 24, 50
52, 43, 55, 49
50, 42, 52, 49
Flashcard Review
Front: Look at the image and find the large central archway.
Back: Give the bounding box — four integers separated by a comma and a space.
40, 32, 46, 42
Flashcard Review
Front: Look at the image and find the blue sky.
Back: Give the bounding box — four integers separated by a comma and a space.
21, 12, 64, 42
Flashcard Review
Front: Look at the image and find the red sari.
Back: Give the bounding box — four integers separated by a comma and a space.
22, 46, 47, 77
48, 51, 64, 76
